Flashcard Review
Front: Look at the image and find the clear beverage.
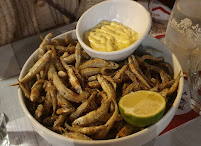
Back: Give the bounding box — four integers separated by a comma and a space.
165, 0, 201, 72
188, 47, 201, 115
189, 83, 201, 115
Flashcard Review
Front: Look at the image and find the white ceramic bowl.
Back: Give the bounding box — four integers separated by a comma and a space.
18, 30, 184, 146
76, 0, 151, 61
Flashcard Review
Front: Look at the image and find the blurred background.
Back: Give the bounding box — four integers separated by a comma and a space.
0, 0, 175, 46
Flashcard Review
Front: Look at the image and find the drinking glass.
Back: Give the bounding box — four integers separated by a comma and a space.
165, 0, 201, 73
0, 113, 9, 146
188, 47, 201, 115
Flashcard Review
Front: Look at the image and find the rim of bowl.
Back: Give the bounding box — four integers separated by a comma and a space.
76, 0, 152, 56
18, 30, 184, 145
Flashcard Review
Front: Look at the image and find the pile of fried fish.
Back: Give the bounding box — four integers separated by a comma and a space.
12, 33, 181, 140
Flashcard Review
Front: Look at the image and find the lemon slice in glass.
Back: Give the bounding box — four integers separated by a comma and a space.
119, 91, 166, 127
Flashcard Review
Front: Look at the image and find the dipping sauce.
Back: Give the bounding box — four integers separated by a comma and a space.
83, 20, 139, 52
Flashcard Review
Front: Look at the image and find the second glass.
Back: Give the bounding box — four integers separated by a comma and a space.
188, 47, 201, 115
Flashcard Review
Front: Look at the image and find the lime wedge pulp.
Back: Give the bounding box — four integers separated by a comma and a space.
119, 91, 166, 127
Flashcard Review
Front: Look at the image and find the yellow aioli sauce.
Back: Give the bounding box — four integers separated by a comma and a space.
83, 20, 139, 52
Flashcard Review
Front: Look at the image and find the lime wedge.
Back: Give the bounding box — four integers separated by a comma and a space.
119, 91, 166, 127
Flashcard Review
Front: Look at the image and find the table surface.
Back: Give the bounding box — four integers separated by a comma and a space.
1, 21, 201, 146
